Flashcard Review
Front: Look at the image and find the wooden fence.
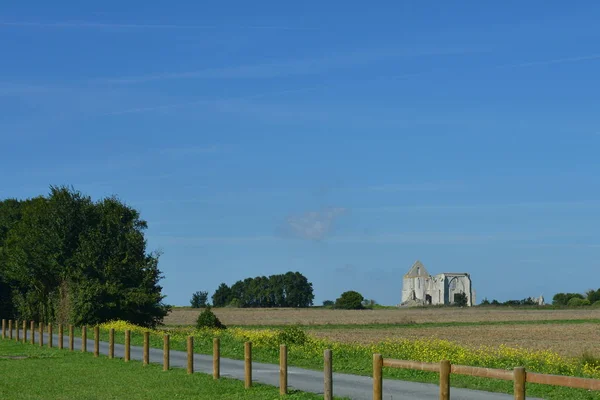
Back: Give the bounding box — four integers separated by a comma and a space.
0, 318, 334, 400
3, 318, 599, 399
373, 355, 600, 400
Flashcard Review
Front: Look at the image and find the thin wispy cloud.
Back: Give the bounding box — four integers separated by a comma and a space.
0, 21, 304, 30
100, 47, 478, 84
104, 86, 321, 116
149, 235, 281, 245
366, 182, 464, 192
356, 200, 600, 213
498, 54, 600, 69
281, 207, 346, 241
158, 145, 218, 156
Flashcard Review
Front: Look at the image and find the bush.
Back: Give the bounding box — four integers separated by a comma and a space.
592, 300, 600, 308
453, 292, 468, 307
335, 291, 364, 309
567, 297, 590, 307
277, 325, 308, 345
322, 300, 334, 307
196, 306, 226, 329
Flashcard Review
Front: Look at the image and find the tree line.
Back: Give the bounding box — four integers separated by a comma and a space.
552, 289, 600, 306
211, 271, 314, 308
480, 289, 600, 307
0, 186, 169, 327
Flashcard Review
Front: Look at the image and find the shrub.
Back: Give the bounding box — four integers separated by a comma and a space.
322, 300, 334, 307
567, 297, 590, 307
277, 325, 308, 345
592, 300, 600, 308
196, 306, 226, 329
453, 292, 468, 307
335, 291, 364, 309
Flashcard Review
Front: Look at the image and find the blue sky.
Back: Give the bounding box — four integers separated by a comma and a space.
1, 1, 599, 306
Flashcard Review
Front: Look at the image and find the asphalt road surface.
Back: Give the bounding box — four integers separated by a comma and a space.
6, 328, 541, 400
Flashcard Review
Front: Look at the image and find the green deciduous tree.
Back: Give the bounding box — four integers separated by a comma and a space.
0, 186, 169, 327
586, 289, 600, 304
214, 272, 314, 308
552, 292, 584, 306
335, 291, 364, 309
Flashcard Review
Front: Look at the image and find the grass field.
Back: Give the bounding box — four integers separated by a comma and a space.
0, 340, 339, 400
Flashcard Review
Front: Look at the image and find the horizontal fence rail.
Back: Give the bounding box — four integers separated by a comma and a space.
374, 355, 600, 400
4, 317, 597, 399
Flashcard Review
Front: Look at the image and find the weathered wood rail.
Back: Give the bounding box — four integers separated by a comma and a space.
373, 355, 600, 400
3, 318, 597, 400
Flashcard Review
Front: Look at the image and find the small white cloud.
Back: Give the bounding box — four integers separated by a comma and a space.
282, 207, 346, 241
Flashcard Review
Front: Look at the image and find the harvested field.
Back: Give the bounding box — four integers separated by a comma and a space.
310, 323, 600, 358
163, 307, 600, 327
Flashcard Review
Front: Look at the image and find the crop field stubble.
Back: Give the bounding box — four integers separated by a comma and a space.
164, 306, 600, 326
164, 307, 600, 358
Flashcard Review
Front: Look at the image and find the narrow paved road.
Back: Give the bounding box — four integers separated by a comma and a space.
6, 329, 540, 400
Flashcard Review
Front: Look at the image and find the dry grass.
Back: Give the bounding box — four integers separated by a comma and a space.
164, 307, 600, 327
311, 323, 600, 358
163, 307, 600, 358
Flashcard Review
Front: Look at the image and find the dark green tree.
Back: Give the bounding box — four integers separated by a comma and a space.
212, 283, 232, 307
196, 306, 226, 329
215, 272, 314, 308
453, 292, 468, 307
552, 292, 584, 306
335, 291, 364, 309
586, 289, 600, 304
190, 291, 209, 308
0, 186, 169, 327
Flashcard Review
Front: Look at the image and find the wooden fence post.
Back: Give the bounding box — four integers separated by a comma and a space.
213, 338, 220, 379
1, 319, 5, 339
373, 354, 383, 400
81, 326, 87, 352
109, 328, 115, 359
69, 325, 74, 351
187, 336, 194, 374
15, 320, 19, 342
38, 322, 43, 347
245, 341, 252, 389
48, 323, 52, 348
324, 349, 333, 400
58, 324, 63, 349
94, 326, 100, 357
163, 334, 170, 371
23, 320, 27, 344
31, 321, 35, 345
8, 320, 12, 340
124, 330, 130, 362
439, 360, 450, 400
514, 367, 526, 400
143, 331, 150, 366
280, 344, 288, 395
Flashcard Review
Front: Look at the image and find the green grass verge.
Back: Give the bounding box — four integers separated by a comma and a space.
0, 339, 345, 400
69, 326, 600, 400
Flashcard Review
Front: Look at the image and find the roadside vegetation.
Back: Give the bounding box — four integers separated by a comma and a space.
0, 340, 335, 400
95, 320, 600, 399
